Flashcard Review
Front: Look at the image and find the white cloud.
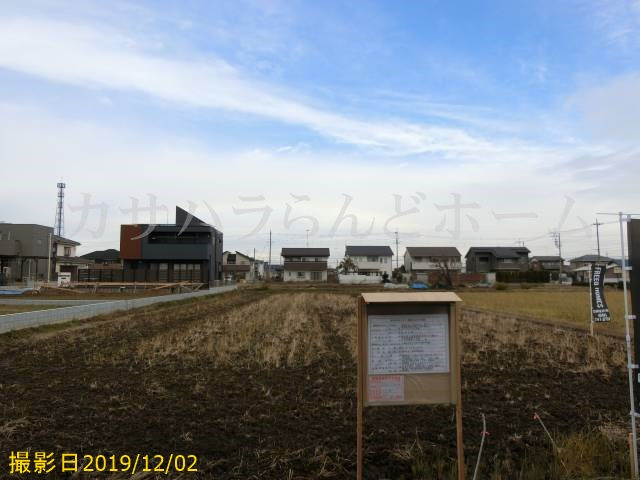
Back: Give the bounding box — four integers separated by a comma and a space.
0, 17, 504, 157
589, 0, 640, 49
567, 72, 640, 145
0, 101, 615, 261
0, 12, 636, 261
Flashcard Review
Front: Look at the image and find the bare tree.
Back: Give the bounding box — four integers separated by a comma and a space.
434, 256, 455, 288
338, 256, 358, 274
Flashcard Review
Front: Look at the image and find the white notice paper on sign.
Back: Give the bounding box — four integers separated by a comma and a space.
368, 314, 450, 375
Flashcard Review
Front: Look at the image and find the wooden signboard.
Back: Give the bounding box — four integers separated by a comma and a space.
357, 292, 464, 479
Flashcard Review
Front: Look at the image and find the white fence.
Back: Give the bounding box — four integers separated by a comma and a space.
0, 285, 236, 334
0, 299, 107, 306
338, 273, 382, 285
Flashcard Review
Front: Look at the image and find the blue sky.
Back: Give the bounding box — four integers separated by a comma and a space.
1, 0, 639, 262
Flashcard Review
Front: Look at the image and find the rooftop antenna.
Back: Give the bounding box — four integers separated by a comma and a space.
54, 182, 66, 237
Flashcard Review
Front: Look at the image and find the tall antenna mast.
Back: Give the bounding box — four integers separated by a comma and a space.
54, 182, 66, 237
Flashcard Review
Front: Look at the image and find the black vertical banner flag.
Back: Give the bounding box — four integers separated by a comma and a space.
591, 264, 611, 322
627, 219, 640, 402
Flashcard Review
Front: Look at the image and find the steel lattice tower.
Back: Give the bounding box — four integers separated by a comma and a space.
54, 182, 65, 237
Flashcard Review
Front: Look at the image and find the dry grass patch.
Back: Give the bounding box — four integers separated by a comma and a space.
136, 293, 356, 367
460, 288, 627, 332
462, 309, 626, 374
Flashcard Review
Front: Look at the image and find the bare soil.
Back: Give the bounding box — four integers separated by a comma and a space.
0, 287, 632, 479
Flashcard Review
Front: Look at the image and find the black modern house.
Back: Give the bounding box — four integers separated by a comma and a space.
465, 246, 530, 273
120, 206, 223, 285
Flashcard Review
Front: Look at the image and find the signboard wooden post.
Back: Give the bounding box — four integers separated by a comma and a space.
357, 292, 464, 479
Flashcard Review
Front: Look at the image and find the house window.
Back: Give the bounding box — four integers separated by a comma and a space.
159, 263, 168, 282
64, 246, 71, 257
479, 256, 489, 263
367, 256, 378, 262
297, 271, 305, 278
311, 271, 321, 281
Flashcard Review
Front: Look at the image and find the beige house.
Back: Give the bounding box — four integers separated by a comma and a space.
345, 245, 393, 277
281, 247, 329, 282
53, 235, 91, 281
404, 247, 461, 280
222, 251, 254, 281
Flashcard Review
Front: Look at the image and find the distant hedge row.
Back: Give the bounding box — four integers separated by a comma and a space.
496, 270, 551, 283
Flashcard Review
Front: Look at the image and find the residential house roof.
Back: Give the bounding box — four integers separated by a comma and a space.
281, 248, 330, 257
234, 251, 253, 261
55, 256, 92, 265
53, 235, 80, 246
531, 256, 562, 262
406, 247, 461, 257
345, 245, 393, 256
80, 249, 120, 261
465, 246, 530, 258
570, 254, 616, 264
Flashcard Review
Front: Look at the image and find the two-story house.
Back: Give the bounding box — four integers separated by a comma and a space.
568, 254, 618, 284
0, 223, 87, 284
344, 245, 393, 277
281, 247, 330, 282
120, 206, 223, 285
530, 256, 564, 272
80, 249, 121, 267
465, 247, 530, 273
53, 235, 91, 281
404, 247, 462, 280
222, 250, 254, 282
0, 223, 52, 284
569, 254, 616, 269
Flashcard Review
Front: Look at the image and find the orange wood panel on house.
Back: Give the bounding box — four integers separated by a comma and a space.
120, 225, 143, 260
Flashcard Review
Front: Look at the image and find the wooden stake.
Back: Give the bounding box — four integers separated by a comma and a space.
631, 433, 638, 480
455, 303, 466, 480
357, 297, 364, 480
456, 399, 465, 480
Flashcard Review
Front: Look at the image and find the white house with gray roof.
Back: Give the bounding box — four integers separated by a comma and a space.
345, 245, 393, 277
281, 247, 330, 282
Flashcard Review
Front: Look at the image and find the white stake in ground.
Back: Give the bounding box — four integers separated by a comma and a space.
620, 213, 639, 478
588, 267, 594, 336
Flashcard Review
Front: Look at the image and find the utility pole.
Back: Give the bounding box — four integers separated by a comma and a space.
394, 231, 399, 270
551, 231, 562, 282
593, 219, 603, 260
47, 232, 52, 285
268, 230, 272, 281
253, 247, 256, 282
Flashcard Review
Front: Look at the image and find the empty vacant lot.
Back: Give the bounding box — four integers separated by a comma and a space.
461, 287, 626, 332
0, 287, 632, 478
